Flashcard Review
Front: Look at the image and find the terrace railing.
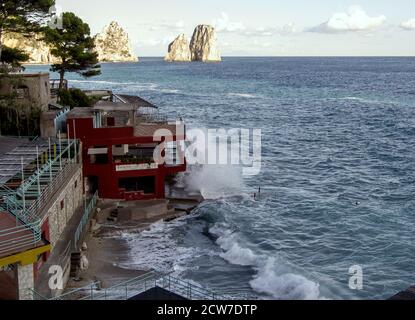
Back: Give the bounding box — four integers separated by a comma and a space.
73, 191, 99, 247
0, 220, 42, 257
38, 271, 221, 301
0, 139, 80, 259
27, 163, 81, 222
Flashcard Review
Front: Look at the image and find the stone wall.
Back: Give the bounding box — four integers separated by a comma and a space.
17, 264, 34, 300
0, 73, 51, 111
47, 166, 84, 247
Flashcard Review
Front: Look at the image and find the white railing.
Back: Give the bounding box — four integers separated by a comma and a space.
0, 220, 42, 257
42, 271, 221, 301
74, 191, 98, 246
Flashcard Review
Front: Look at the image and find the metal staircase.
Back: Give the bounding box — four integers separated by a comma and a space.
0, 139, 79, 258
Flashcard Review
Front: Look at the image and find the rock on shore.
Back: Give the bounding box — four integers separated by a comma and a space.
190, 25, 221, 62
164, 34, 191, 62
94, 21, 138, 62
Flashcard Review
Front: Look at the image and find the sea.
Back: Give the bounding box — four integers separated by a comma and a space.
26, 57, 415, 300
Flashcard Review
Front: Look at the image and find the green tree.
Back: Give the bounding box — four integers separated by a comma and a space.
43, 12, 101, 89
0, 46, 29, 71
0, 0, 55, 60
58, 88, 98, 109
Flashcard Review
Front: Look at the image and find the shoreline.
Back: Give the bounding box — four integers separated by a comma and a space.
66, 192, 203, 292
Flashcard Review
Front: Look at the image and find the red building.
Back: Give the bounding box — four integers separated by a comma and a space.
66, 94, 186, 200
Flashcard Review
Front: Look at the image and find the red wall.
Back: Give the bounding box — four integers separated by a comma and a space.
33, 219, 51, 280
67, 118, 186, 200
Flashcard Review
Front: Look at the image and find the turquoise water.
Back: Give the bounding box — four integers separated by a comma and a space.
27, 57, 415, 300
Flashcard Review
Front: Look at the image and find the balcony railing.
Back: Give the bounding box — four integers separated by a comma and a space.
74, 191, 98, 246
0, 220, 42, 257
0, 139, 80, 258
31, 271, 222, 300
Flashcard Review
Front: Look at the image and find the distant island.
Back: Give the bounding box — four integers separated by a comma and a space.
4, 22, 221, 64
165, 25, 222, 63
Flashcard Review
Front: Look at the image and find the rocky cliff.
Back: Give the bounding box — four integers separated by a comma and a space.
190, 25, 221, 62
3, 21, 138, 64
94, 21, 138, 62
164, 34, 191, 62
3, 33, 57, 64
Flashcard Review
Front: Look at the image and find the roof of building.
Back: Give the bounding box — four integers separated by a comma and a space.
0, 137, 49, 184
134, 123, 182, 138
0, 73, 50, 81
66, 107, 94, 119
115, 94, 157, 108
94, 101, 138, 112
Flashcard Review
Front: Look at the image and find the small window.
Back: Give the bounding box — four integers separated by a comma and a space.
74, 180, 78, 189
15, 85, 29, 99
60, 200, 64, 210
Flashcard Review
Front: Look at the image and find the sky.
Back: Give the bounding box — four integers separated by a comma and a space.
56, 0, 415, 56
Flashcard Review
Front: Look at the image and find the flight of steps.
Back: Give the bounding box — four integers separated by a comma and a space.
70, 252, 82, 279
107, 208, 119, 222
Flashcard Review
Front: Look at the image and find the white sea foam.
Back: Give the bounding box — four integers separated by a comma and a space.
228, 93, 257, 99
335, 96, 395, 105
118, 219, 213, 274
250, 258, 321, 300
210, 223, 322, 300
70, 79, 143, 86
69, 79, 180, 94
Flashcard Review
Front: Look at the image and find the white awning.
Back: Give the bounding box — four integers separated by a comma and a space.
88, 148, 108, 155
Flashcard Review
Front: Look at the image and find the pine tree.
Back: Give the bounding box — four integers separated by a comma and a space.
43, 12, 101, 89
0, 0, 55, 60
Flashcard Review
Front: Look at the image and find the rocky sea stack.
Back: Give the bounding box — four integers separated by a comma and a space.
164, 34, 192, 62
190, 25, 221, 62
94, 21, 138, 63
166, 25, 221, 63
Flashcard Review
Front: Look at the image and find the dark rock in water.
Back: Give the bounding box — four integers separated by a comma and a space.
389, 285, 415, 300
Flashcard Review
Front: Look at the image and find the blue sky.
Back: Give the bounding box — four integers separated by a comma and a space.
57, 0, 415, 56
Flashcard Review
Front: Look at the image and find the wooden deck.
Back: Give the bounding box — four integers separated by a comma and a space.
0, 212, 41, 259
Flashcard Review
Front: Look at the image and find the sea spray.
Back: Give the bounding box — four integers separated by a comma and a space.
179, 165, 244, 200
175, 127, 246, 199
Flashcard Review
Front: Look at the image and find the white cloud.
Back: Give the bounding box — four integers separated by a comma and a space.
213, 12, 246, 32
243, 23, 298, 37
143, 20, 187, 32
138, 36, 176, 47
400, 18, 415, 30
309, 5, 386, 33
279, 23, 298, 35
212, 12, 298, 37
244, 26, 274, 37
